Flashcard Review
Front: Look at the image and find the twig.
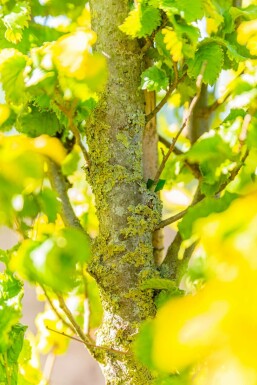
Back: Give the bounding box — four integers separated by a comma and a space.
55, 100, 90, 166
146, 85, 175, 123
217, 149, 249, 194
217, 112, 251, 193
158, 134, 183, 154
160, 184, 203, 279
41, 285, 77, 333
46, 326, 132, 356
56, 294, 92, 345
155, 208, 188, 230
200, 91, 231, 118
146, 67, 185, 123
47, 159, 87, 232
142, 36, 153, 53
46, 326, 86, 344
150, 64, 206, 191
158, 134, 201, 178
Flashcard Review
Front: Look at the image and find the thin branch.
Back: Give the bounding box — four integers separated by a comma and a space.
217, 112, 251, 193
146, 85, 175, 123
160, 184, 203, 279
200, 91, 231, 118
158, 134, 201, 178
141, 36, 153, 53
217, 149, 249, 194
55, 100, 90, 166
46, 326, 132, 356
57, 294, 93, 345
146, 68, 185, 123
173, 61, 179, 85
151, 64, 206, 191
47, 159, 86, 232
41, 285, 77, 333
155, 209, 188, 230
158, 134, 182, 154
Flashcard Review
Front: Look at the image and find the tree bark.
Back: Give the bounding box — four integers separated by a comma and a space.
87, 1, 161, 383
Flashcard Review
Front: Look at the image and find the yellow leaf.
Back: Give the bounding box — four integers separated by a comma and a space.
193, 351, 257, 385
162, 27, 183, 62
206, 18, 219, 35
52, 30, 97, 80
152, 190, 257, 380
153, 282, 230, 372
196, 191, 257, 272
0, 134, 66, 164
237, 20, 257, 55
36, 310, 69, 355
0, 104, 10, 125
32, 135, 66, 164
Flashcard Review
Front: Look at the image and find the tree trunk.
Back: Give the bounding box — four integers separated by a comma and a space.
87, 1, 161, 383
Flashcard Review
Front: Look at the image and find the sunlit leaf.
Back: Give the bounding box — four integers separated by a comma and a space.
119, 4, 161, 38
141, 66, 169, 92
12, 228, 91, 292
3, 1, 31, 44
0, 48, 28, 104
187, 41, 224, 85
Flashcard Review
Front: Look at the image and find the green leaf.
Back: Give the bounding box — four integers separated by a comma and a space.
223, 108, 246, 124
119, 4, 161, 38
185, 133, 238, 195
86, 274, 103, 329
147, 179, 154, 189
141, 66, 169, 92
141, 278, 176, 290
133, 321, 155, 370
153, 371, 191, 385
154, 288, 183, 309
185, 133, 234, 163
178, 192, 238, 240
0, 48, 28, 105
12, 228, 91, 292
0, 271, 23, 353
62, 147, 81, 176
155, 179, 166, 192
17, 106, 62, 137
230, 5, 257, 22
160, 0, 204, 23
3, 1, 31, 44
37, 188, 59, 222
7, 324, 27, 362
187, 42, 224, 85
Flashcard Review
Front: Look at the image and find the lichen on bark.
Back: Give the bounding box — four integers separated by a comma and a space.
86, 0, 161, 383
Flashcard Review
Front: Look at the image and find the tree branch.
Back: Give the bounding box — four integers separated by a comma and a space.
160, 184, 203, 279
55, 99, 90, 167
47, 160, 86, 232
46, 326, 132, 356
146, 64, 184, 123
41, 285, 77, 334
158, 134, 201, 178
155, 209, 188, 230
150, 65, 206, 191
56, 293, 92, 345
